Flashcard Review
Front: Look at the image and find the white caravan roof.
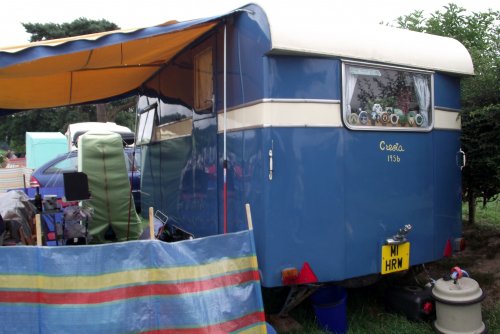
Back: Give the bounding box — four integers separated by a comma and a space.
259, 3, 474, 75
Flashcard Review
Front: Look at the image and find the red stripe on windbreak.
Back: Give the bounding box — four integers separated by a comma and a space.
143, 311, 266, 334
0, 270, 259, 305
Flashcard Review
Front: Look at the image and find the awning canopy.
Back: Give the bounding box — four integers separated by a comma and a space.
0, 15, 224, 114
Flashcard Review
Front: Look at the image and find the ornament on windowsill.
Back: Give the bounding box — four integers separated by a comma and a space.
372, 103, 383, 114
408, 111, 416, 127
380, 112, 389, 124
415, 114, 425, 127
348, 113, 359, 125
359, 111, 368, 125
399, 115, 408, 127
390, 113, 399, 126
371, 103, 383, 125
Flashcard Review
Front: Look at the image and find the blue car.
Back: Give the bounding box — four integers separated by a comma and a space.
29, 147, 141, 213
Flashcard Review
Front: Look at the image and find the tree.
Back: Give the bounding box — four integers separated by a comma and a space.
23, 18, 118, 42
0, 105, 96, 154
461, 105, 500, 210
0, 18, 137, 154
396, 4, 500, 223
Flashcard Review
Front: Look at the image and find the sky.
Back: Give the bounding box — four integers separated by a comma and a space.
1, 0, 498, 47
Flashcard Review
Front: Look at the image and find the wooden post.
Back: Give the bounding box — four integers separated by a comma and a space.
245, 203, 253, 230
149, 207, 155, 240
35, 214, 42, 246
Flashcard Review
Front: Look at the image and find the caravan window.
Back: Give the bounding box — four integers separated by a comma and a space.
137, 109, 156, 145
194, 48, 213, 112
136, 96, 157, 145
343, 62, 433, 130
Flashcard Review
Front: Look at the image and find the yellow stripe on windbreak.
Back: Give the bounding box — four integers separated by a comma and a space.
237, 323, 267, 334
0, 256, 257, 291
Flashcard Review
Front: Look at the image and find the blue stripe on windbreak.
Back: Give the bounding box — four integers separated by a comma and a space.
0, 282, 263, 334
0, 230, 254, 276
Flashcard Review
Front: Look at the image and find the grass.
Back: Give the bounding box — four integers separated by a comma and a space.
269, 200, 500, 333
285, 286, 436, 334
282, 279, 500, 334
462, 199, 500, 226
484, 303, 500, 332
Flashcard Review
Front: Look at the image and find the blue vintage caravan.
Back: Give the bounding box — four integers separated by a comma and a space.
135, 4, 473, 288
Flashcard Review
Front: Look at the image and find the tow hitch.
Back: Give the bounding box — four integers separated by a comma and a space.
386, 224, 412, 245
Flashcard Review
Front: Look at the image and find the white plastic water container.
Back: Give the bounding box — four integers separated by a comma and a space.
431, 276, 486, 334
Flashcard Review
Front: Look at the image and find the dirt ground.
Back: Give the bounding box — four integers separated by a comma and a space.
426, 223, 500, 309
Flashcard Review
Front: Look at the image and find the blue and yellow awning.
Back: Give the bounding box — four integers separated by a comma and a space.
0, 16, 222, 113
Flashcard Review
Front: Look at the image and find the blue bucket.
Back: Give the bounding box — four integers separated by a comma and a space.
311, 286, 348, 334
311, 285, 346, 305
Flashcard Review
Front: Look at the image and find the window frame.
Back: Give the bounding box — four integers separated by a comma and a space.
193, 47, 214, 113
136, 100, 158, 145
342, 60, 434, 132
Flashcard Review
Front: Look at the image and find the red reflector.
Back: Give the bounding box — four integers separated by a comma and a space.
47, 232, 56, 241
296, 262, 318, 284
443, 239, 452, 257
422, 301, 433, 314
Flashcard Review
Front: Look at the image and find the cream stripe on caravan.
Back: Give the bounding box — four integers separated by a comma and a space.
155, 118, 193, 140
217, 100, 342, 132
154, 104, 459, 136
434, 109, 461, 130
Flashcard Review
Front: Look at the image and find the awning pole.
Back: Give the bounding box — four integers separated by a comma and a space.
223, 24, 228, 234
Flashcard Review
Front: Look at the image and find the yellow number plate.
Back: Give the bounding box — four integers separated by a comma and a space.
381, 242, 410, 274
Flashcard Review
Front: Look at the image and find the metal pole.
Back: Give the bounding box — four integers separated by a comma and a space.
223, 24, 228, 234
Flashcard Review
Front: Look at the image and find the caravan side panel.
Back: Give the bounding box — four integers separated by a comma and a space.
139, 7, 465, 288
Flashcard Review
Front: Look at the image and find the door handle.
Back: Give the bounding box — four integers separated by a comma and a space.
457, 148, 466, 170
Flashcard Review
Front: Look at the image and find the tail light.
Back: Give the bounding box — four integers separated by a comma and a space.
30, 175, 40, 188
454, 237, 466, 252
281, 268, 299, 285
422, 301, 434, 315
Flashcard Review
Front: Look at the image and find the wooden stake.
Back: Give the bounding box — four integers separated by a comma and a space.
149, 207, 155, 240
245, 203, 253, 230
35, 214, 42, 246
